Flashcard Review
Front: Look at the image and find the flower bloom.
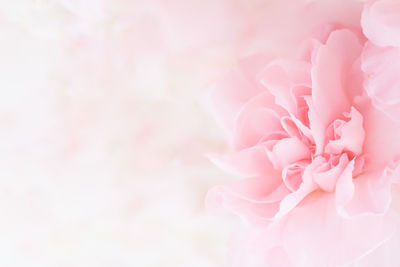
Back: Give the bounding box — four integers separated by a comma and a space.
206, 0, 400, 266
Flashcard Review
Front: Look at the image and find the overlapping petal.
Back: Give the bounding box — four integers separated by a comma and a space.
258, 59, 311, 115
361, 42, 400, 121
362, 0, 400, 47
280, 192, 398, 267
233, 92, 285, 151
311, 29, 363, 130
206, 176, 287, 225
325, 107, 365, 156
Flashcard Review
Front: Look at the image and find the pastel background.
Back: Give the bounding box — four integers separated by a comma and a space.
0, 0, 255, 266
0, 0, 374, 266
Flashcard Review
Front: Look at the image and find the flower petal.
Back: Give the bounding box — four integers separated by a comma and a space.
274, 156, 325, 218
354, 231, 400, 267
258, 59, 311, 114
337, 168, 393, 217
334, 159, 355, 215
314, 153, 350, 192
280, 192, 398, 267
206, 176, 287, 225
233, 92, 284, 151
207, 145, 278, 177
311, 29, 363, 129
362, 0, 400, 47
361, 42, 400, 121
325, 107, 365, 156
282, 160, 310, 192
357, 96, 400, 169
264, 137, 310, 170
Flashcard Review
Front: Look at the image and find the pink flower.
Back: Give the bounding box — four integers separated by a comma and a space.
206, 1, 400, 266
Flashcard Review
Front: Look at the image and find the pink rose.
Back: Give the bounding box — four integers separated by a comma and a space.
206, 1, 400, 266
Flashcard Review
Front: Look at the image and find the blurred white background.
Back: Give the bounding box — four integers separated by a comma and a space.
0, 0, 252, 266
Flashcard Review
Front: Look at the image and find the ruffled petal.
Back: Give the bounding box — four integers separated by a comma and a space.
325, 107, 365, 156
274, 156, 325, 217
304, 96, 326, 155
314, 154, 349, 192
258, 59, 311, 114
282, 160, 310, 192
233, 92, 284, 151
264, 137, 311, 170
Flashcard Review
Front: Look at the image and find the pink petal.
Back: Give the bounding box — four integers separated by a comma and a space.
274, 156, 325, 218
280, 116, 300, 139
280, 192, 398, 267
361, 42, 400, 121
334, 159, 355, 215
353, 155, 367, 177
288, 111, 314, 144
384, 159, 400, 184
291, 85, 312, 125
207, 145, 278, 178
311, 29, 363, 130
362, 0, 400, 47
206, 176, 288, 225
314, 154, 349, 192
325, 107, 365, 156
354, 231, 400, 267
357, 96, 400, 169
304, 96, 326, 155
264, 137, 310, 170
258, 59, 311, 114
233, 92, 284, 151
337, 168, 393, 217
282, 160, 310, 192
297, 24, 339, 61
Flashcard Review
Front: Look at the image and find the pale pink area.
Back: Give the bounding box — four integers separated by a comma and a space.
361, 0, 400, 120
361, 42, 400, 120
362, 0, 400, 47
